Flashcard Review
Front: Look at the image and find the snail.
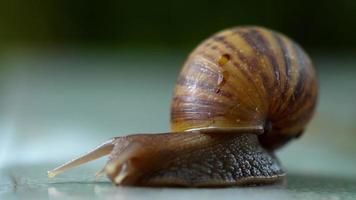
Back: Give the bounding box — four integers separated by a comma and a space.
48, 26, 318, 187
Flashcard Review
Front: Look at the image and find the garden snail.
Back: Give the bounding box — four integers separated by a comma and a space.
48, 26, 318, 187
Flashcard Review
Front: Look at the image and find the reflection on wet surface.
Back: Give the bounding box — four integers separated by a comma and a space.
1, 163, 356, 200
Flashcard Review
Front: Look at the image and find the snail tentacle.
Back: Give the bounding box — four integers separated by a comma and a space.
47, 139, 114, 178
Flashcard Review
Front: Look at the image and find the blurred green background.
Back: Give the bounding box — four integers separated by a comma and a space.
1, 0, 356, 50
1, 0, 356, 199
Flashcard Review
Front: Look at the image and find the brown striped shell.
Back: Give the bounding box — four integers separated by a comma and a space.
171, 26, 318, 149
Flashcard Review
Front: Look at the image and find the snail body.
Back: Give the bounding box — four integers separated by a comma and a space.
48, 26, 317, 187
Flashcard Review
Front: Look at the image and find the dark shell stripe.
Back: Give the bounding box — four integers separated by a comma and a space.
273, 55, 316, 126
255, 29, 294, 115
272, 37, 299, 118
270, 32, 293, 114
266, 43, 288, 116
234, 29, 277, 97
189, 44, 264, 111
272, 33, 292, 91
234, 28, 298, 116
210, 33, 269, 110
274, 94, 316, 130
220, 32, 271, 110
275, 77, 316, 122
276, 77, 316, 125
272, 36, 308, 118
230, 29, 278, 111
246, 28, 282, 86
274, 95, 315, 128
278, 42, 314, 120
212, 35, 256, 70
244, 28, 284, 114
198, 43, 265, 110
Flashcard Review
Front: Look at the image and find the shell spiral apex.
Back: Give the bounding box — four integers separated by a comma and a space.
171, 26, 317, 149
48, 26, 318, 187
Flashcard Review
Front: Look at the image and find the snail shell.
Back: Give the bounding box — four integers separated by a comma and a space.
171, 26, 317, 149
48, 26, 318, 187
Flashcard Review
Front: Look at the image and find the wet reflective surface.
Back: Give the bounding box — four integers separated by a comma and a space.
1, 163, 356, 200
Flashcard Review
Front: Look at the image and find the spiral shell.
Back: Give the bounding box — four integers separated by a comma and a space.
171, 26, 318, 149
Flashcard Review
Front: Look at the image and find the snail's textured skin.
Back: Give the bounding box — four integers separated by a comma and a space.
171, 26, 317, 149
48, 26, 317, 187
105, 132, 284, 187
